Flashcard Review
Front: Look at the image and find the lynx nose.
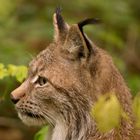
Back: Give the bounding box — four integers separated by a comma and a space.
10, 88, 25, 104
10, 94, 20, 104
10, 81, 28, 104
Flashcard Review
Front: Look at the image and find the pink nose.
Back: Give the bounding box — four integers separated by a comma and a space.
10, 81, 28, 104
10, 94, 20, 104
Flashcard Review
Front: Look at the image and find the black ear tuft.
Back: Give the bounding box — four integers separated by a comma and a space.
55, 7, 62, 14
78, 18, 101, 31
77, 18, 101, 53
55, 7, 65, 32
53, 7, 69, 43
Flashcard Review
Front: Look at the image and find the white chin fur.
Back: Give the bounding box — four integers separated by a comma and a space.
18, 113, 47, 126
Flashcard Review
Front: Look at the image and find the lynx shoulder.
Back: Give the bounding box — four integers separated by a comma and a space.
11, 8, 138, 140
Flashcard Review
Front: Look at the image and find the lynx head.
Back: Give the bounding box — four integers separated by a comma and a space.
10, 9, 100, 129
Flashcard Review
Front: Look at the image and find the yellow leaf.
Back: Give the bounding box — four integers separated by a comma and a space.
91, 93, 122, 132
15, 66, 28, 82
0, 63, 8, 79
7, 64, 17, 76
8, 64, 27, 82
133, 93, 140, 128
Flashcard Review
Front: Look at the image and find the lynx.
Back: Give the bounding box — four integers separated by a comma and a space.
10, 9, 138, 140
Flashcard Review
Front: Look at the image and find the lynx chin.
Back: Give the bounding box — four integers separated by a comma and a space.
11, 8, 139, 140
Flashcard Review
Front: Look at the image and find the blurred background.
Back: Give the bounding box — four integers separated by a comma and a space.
0, 0, 140, 140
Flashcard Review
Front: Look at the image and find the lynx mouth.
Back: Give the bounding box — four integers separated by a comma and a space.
18, 111, 47, 126
21, 111, 45, 119
24, 111, 41, 118
16, 107, 53, 126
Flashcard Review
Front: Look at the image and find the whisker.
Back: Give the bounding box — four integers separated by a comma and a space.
42, 111, 55, 126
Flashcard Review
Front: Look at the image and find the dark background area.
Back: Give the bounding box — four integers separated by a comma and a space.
0, 0, 140, 140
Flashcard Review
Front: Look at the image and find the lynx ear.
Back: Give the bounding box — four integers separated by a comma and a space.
53, 8, 69, 43
63, 18, 100, 60
63, 25, 90, 60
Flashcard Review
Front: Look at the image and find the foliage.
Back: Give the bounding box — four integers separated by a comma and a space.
91, 94, 122, 132
0, 63, 27, 82
34, 126, 49, 140
133, 93, 140, 128
91, 93, 140, 133
0, 63, 8, 79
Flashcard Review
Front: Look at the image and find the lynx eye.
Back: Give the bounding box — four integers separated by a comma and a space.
37, 76, 48, 86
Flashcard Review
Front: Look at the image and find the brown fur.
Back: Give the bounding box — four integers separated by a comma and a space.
11, 9, 139, 140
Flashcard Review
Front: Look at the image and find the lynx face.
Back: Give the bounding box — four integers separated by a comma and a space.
12, 43, 91, 127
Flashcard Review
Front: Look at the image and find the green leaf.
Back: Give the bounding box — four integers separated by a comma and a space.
8, 64, 27, 82
0, 63, 8, 79
91, 93, 122, 132
15, 66, 28, 82
34, 126, 49, 140
133, 93, 140, 128
7, 64, 18, 76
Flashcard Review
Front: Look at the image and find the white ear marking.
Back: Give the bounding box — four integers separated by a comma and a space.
53, 9, 69, 43
53, 13, 59, 41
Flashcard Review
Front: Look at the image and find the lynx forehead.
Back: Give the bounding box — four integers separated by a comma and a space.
11, 8, 138, 140
29, 45, 55, 75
